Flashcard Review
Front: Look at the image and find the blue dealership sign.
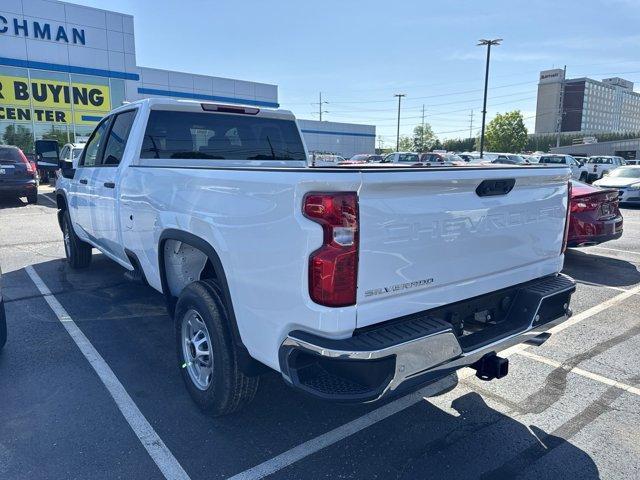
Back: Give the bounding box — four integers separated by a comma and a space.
0, 16, 85, 45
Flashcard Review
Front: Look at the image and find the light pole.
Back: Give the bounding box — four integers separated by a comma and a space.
394, 93, 406, 151
477, 38, 501, 158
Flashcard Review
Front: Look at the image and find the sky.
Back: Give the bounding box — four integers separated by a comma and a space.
74, 0, 640, 148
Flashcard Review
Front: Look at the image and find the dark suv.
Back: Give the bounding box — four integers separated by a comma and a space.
0, 265, 6, 350
0, 146, 38, 204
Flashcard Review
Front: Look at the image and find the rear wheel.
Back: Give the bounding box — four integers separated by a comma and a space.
175, 280, 259, 416
62, 209, 92, 268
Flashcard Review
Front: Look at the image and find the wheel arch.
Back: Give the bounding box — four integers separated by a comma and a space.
158, 229, 267, 376
55, 190, 68, 230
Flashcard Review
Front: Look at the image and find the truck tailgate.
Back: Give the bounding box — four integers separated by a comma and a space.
356, 166, 570, 328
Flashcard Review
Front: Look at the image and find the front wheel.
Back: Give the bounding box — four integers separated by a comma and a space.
62, 209, 92, 269
579, 171, 587, 182
175, 280, 259, 416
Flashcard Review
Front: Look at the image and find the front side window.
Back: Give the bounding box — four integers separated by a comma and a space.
80, 119, 110, 167
141, 110, 306, 161
101, 110, 137, 166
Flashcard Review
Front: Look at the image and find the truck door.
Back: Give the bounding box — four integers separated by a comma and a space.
73, 118, 112, 239
90, 109, 137, 262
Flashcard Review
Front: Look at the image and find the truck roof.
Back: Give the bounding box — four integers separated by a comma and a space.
115, 98, 295, 121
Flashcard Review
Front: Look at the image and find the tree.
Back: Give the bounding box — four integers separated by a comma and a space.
431, 139, 443, 151
412, 124, 437, 152
484, 110, 528, 153
2, 124, 34, 153
443, 137, 475, 152
41, 125, 71, 147
397, 135, 413, 151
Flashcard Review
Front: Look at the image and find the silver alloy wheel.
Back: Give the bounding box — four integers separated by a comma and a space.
63, 219, 71, 258
181, 309, 214, 390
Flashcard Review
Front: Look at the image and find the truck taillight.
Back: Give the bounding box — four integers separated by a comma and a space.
303, 192, 359, 307
562, 182, 572, 254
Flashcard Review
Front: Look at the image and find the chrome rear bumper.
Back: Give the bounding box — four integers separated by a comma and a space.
279, 274, 576, 402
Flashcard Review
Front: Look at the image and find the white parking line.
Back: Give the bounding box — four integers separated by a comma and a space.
589, 245, 640, 256
39, 192, 57, 206
227, 376, 455, 480
575, 280, 629, 292
517, 350, 640, 396
25, 265, 190, 480
228, 282, 640, 480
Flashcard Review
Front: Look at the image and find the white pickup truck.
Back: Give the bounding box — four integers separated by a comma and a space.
55, 98, 575, 416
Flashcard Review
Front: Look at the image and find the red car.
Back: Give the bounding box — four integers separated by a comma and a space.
567, 181, 623, 248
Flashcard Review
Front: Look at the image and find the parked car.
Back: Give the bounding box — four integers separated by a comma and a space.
348, 154, 384, 163
491, 154, 529, 165
593, 166, 640, 205
586, 156, 626, 182
539, 154, 588, 181
458, 153, 479, 162
419, 152, 466, 165
56, 98, 575, 416
381, 152, 420, 164
0, 145, 38, 204
59, 142, 86, 169
0, 265, 6, 351
567, 180, 623, 247
522, 154, 540, 164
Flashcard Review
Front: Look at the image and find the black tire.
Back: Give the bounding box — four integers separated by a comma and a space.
175, 279, 259, 416
579, 172, 587, 182
0, 299, 6, 351
27, 190, 38, 204
62, 209, 92, 269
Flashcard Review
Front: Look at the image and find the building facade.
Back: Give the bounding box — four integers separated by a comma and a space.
0, 0, 374, 156
297, 119, 375, 158
550, 137, 640, 161
534, 69, 640, 135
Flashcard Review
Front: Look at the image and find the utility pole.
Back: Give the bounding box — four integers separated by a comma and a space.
314, 92, 329, 121
394, 93, 406, 151
556, 65, 567, 148
477, 38, 502, 158
421, 104, 426, 151
469, 110, 474, 140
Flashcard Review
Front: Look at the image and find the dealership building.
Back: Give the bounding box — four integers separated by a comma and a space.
0, 0, 374, 157
535, 68, 640, 135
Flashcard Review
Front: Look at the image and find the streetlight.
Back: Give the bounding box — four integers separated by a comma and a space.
477, 38, 502, 158
394, 93, 406, 151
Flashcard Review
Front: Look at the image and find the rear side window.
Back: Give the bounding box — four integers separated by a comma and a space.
101, 110, 137, 166
0, 147, 22, 164
141, 110, 306, 161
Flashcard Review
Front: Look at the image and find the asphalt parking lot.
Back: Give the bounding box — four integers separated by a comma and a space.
1, 186, 639, 480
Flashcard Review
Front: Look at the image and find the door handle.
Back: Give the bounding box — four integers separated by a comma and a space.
104, 182, 115, 189
79, 179, 88, 184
